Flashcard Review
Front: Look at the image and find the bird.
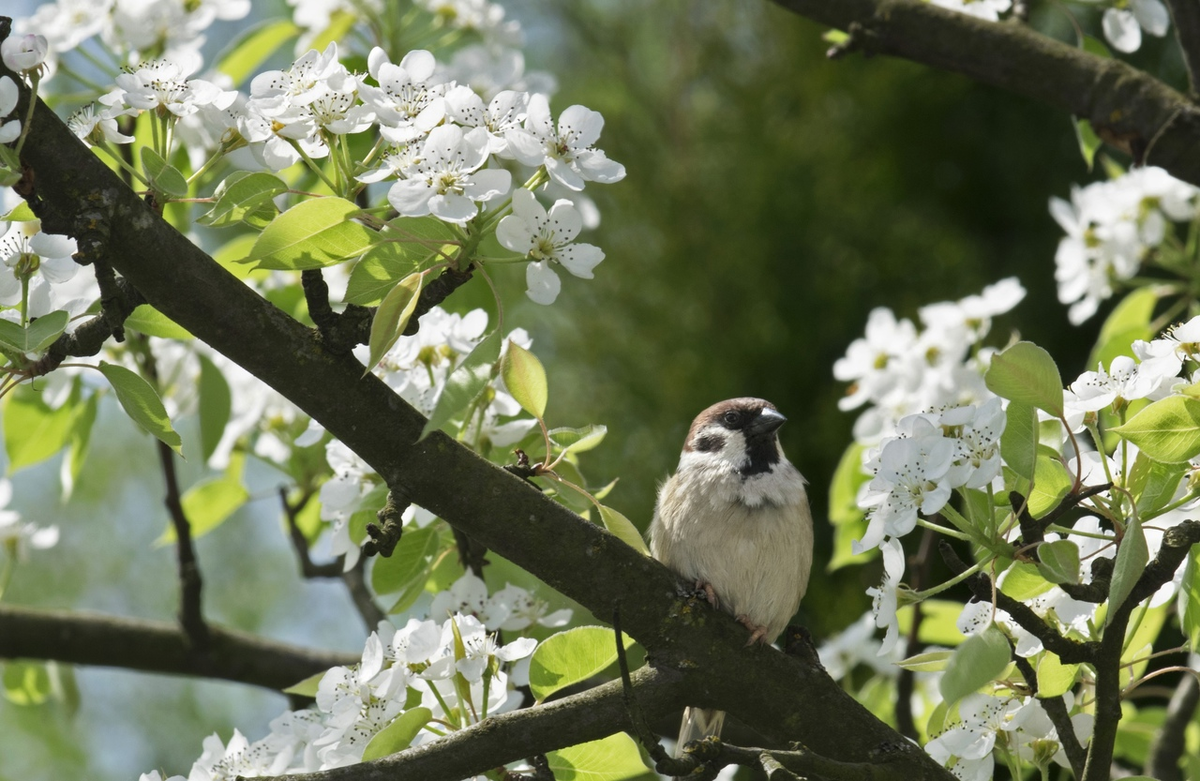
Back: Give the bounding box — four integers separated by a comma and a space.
648, 397, 814, 752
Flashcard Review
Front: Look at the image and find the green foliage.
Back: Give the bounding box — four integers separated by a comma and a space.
366, 271, 425, 374
4, 383, 77, 472
214, 19, 300, 85
500, 340, 548, 419
1113, 396, 1200, 463
371, 525, 440, 596
0, 309, 69, 357
597, 504, 648, 555
1107, 514, 1149, 627
939, 624, 1011, 705
545, 733, 652, 781
362, 707, 432, 761
420, 330, 502, 440
123, 305, 194, 340
247, 197, 377, 270
984, 341, 1064, 417
1036, 540, 1080, 585
141, 148, 189, 197
97, 361, 183, 454
198, 172, 288, 229
529, 626, 634, 702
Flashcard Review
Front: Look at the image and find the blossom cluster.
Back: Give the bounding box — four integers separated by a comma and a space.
833, 277, 1024, 446
927, 0, 1169, 53
67, 34, 622, 304
139, 606, 544, 779
1051, 166, 1200, 325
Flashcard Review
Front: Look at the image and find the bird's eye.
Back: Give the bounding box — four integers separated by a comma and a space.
721, 410, 742, 427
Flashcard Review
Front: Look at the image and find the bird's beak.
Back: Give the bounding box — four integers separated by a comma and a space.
746, 408, 786, 438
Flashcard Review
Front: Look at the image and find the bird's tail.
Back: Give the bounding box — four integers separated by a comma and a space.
676, 706, 725, 756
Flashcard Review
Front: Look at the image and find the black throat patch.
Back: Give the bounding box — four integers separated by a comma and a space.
740, 435, 780, 478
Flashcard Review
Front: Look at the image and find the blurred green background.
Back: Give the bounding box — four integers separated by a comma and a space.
4, 1, 1184, 779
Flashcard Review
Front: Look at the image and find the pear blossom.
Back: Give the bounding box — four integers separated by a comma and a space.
67, 103, 135, 145
1066, 354, 1168, 413
1, 34, 48, 75
107, 59, 226, 118
0, 479, 58, 561
0, 76, 19, 144
387, 124, 512, 224
358, 48, 449, 144
856, 415, 956, 552
1101, 0, 1170, 53
865, 537, 906, 655
444, 85, 529, 156
929, 0, 1011, 21
1050, 167, 1199, 324
497, 188, 604, 304
506, 94, 626, 191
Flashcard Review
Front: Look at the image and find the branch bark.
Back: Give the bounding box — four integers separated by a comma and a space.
769, 0, 1200, 186
2, 55, 954, 780
1166, 0, 1200, 96
0, 604, 356, 691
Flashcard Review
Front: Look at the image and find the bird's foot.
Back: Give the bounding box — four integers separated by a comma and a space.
694, 579, 720, 609
737, 615, 770, 646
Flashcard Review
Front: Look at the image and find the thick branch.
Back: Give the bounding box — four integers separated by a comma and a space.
769, 0, 1200, 186
1084, 519, 1200, 781
0, 604, 356, 691
1146, 673, 1200, 781
4, 54, 953, 780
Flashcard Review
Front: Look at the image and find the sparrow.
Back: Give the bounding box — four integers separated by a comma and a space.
648, 397, 814, 751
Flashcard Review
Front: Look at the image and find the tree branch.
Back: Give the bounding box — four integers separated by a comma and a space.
3, 51, 954, 780
1146, 673, 1200, 781
0, 604, 356, 691
768, 0, 1200, 186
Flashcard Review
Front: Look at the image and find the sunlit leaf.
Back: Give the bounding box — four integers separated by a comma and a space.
939, 624, 1011, 705
98, 361, 182, 454
529, 626, 635, 702
362, 707, 432, 762
1106, 514, 1149, 626
365, 271, 424, 374
500, 341, 547, 419
545, 732, 650, 781
247, 197, 377, 270
1112, 395, 1200, 463
985, 341, 1064, 417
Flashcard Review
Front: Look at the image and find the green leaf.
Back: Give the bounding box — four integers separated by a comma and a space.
141, 148, 189, 197
822, 29, 850, 45
2, 662, 52, 706
4, 385, 76, 472
829, 443, 871, 570
530, 626, 636, 702
999, 562, 1055, 601
98, 361, 183, 454
123, 304, 194, 339
157, 476, 249, 544
1107, 514, 1149, 627
371, 526, 440, 595
198, 172, 288, 228
895, 650, 952, 672
1074, 118, 1101, 171
550, 425, 608, 457
1112, 395, 1200, 463
1036, 540, 1080, 585
383, 214, 462, 249
984, 341, 1064, 417
1001, 401, 1037, 487
1035, 651, 1079, 698
598, 505, 649, 555
282, 670, 324, 697
365, 271, 425, 374
1089, 287, 1158, 370
344, 242, 420, 306
361, 707, 432, 762
1178, 546, 1200, 651
63, 390, 99, 499
1129, 451, 1185, 518
1028, 450, 1072, 519
246, 197, 377, 270
198, 355, 232, 464
500, 341, 548, 418
0, 310, 69, 356
939, 624, 1012, 705
1082, 34, 1113, 58
214, 19, 300, 85
1, 201, 35, 221
419, 330, 502, 440
545, 732, 651, 781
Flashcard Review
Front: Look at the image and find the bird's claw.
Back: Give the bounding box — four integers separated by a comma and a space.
694, 579, 720, 609
737, 615, 770, 646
